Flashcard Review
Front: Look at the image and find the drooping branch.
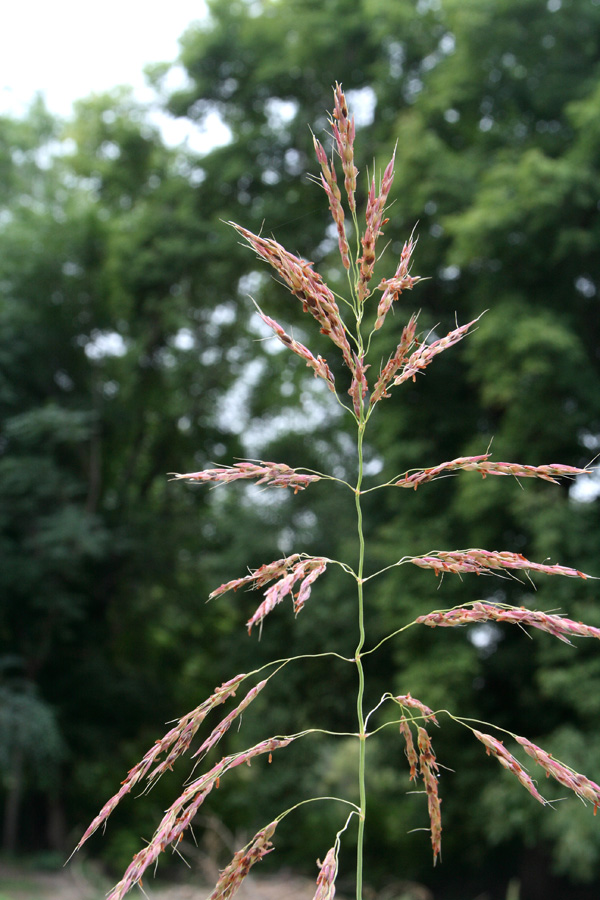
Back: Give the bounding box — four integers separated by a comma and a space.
407, 549, 590, 580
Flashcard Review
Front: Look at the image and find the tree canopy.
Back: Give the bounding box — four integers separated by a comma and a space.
2, 1, 600, 896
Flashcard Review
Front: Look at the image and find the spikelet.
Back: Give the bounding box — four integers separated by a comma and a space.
313, 846, 338, 900
417, 726, 442, 864
395, 455, 589, 489
409, 549, 589, 580
473, 730, 547, 805
209, 821, 278, 900
170, 461, 321, 493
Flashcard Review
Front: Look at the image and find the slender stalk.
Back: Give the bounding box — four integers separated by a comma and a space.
354, 420, 367, 900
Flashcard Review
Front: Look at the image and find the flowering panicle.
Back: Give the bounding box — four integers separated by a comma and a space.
370, 314, 419, 406
473, 731, 547, 805
74, 673, 247, 851
107, 738, 292, 900
330, 82, 358, 213
409, 549, 589, 580
417, 601, 600, 646
170, 462, 321, 493
515, 736, 600, 813
313, 846, 339, 900
256, 308, 337, 391
374, 236, 420, 331
357, 149, 396, 304
230, 223, 354, 370
417, 726, 442, 864
83, 84, 599, 897
209, 821, 278, 900
395, 454, 589, 489
313, 134, 350, 270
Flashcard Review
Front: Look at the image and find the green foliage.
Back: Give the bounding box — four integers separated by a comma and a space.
3, 0, 600, 896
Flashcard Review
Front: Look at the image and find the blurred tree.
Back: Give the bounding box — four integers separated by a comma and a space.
0, 92, 283, 857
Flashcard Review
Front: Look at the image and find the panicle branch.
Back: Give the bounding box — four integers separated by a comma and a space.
473, 730, 547, 805
399, 719, 419, 781
208, 820, 278, 900
170, 461, 321, 494
417, 726, 442, 864
230, 223, 355, 370
246, 557, 329, 633
313, 133, 350, 271
417, 601, 600, 646
208, 554, 302, 599
330, 82, 358, 214
373, 235, 420, 331
106, 738, 293, 900
348, 352, 369, 417
395, 693, 439, 783
394, 315, 482, 386
357, 149, 396, 305
256, 307, 337, 392
73, 673, 248, 851
409, 549, 590, 580
370, 314, 419, 406
192, 681, 268, 762
395, 455, 589, 489
515, 736, 600, 813
393, 693, 439, 725
208, 554, 328, 631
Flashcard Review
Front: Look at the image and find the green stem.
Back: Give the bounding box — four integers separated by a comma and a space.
354, 422, 367, 900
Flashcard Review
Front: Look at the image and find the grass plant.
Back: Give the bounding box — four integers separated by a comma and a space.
74, 84, 597, 900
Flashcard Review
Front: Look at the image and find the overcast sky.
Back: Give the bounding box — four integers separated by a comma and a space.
0, 1, 228, 148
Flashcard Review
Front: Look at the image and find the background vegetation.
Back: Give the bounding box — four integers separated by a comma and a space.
2, 0, 600, 897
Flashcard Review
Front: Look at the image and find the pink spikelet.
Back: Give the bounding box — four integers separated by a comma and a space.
73, 673, 247, 851
473, 731, 547, 805
208, 821, 278, 900
256, 308, 336, 392
230, 223, 354, 370
313, 846, 338, 900
370, 314, 419, 406
417, 726, 442, 864
246, 557, 328, 632
348, 352, 369, 417
313, 133, 350, 270
171, 461, 321, 493
357, 150, 396, 304
209, 554, 302, 600
394, 693, 439, 726
514, 736, 600, 813
374, 235, 421, 331
192, 680, 268, 761
399, 718, 419, 781
417, 601, 600, 646
394, 316, 482, 386
294, 560, 328, 614
331, 82, 358, 213
409, 549, 590, 580
395, 455, 589, 489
